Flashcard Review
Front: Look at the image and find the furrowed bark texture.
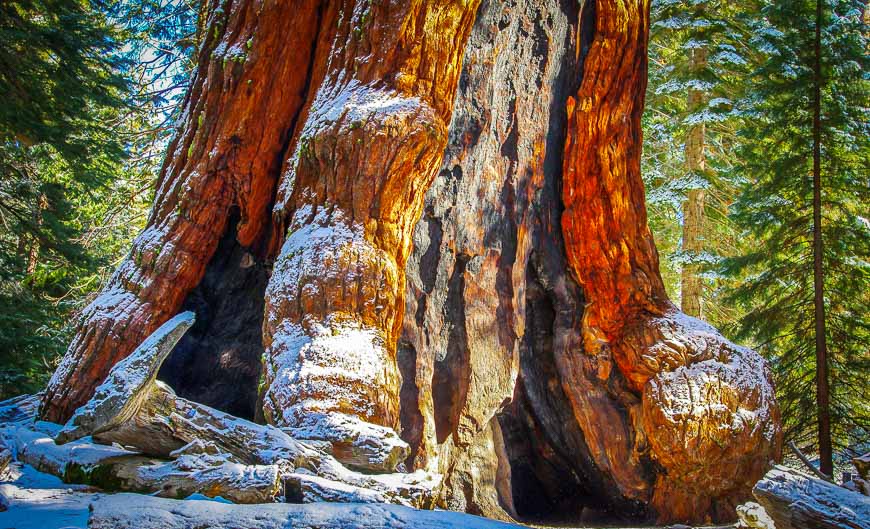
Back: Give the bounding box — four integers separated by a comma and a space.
40, 0, 781, 525
41, 0, 324, 422
561, 0, 781, 523
260, 0, 481, 444
401, 0, 615, 520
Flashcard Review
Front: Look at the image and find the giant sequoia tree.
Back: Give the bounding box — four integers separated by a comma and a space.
38, 0, 781, 524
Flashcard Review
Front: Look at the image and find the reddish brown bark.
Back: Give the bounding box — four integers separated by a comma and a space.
43, 0, 482, 466
41, 0, 324, 423
561, 0, 781, 523
260, 0, 481, 441
562, 0, 667, 379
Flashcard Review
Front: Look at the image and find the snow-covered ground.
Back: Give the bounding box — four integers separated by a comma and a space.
0, 461, 746, 529
0, 396, 731, 529
0, 462, 96, 529
0, 461, 527, 529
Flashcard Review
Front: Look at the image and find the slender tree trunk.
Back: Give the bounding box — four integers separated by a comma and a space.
812, 0, 833, 477
25, 193, 46, 274
680, 44, 707, 318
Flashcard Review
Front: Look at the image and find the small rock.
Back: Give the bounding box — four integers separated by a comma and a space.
736, 501, 776, 529
0, 447, 11, 480
854, 452, 870, 481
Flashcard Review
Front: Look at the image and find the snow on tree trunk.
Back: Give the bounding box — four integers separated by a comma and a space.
40, 0, 328, 423
259, 0, 481, 463
37, 0, 781, 525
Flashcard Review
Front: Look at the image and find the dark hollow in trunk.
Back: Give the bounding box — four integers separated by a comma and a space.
495, 264, 598, 523
158, 209, 269, 420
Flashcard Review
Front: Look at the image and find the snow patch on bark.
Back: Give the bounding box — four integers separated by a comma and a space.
262, 314, 408, 471
274, 78, 427, 214
646, 308, 778, 443
262, 203, 405, 470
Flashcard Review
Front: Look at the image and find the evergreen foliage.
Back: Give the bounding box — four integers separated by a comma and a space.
642, 0, 749, 325
0, 0, 126, 395
723, 0, 869, 457
645, 0, 868, 461
0, 0, 197, 397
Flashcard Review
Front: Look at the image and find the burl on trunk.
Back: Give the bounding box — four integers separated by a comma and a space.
561, 0, 780, 521
40, 0, 780, 525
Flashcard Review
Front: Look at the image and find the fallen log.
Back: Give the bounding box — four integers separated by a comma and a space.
0, 393, 40, 426
51, 310, 437, 507
3, 423, 280, 503
55, 312, 196, 446
68, 453, 281, 504
753, 465, 870, 529
92, 380, 315, 469
88, 493, 524, 529
55, 311, 317, 469
6, 421, 137, 478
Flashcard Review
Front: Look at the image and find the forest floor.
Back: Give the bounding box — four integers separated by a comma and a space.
0, 462, 736, 529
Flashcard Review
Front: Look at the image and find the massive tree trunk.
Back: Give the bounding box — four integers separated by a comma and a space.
40, 0, 781, 525
559, 1, 780, 522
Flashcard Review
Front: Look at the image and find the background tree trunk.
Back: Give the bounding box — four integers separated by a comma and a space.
812, 0, 833, 477
681, 43, 707, 318
40, 0, 781, 525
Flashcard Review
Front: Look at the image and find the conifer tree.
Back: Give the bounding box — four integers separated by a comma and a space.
725, 0, 869, 472
0, 0, 197, 396
643, 0, 748, 322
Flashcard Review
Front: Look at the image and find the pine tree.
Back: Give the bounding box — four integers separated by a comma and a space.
0, 0, 126, 395
724, 0, 869, 471
0, 0, 197, 397
643, 0, 749, 322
